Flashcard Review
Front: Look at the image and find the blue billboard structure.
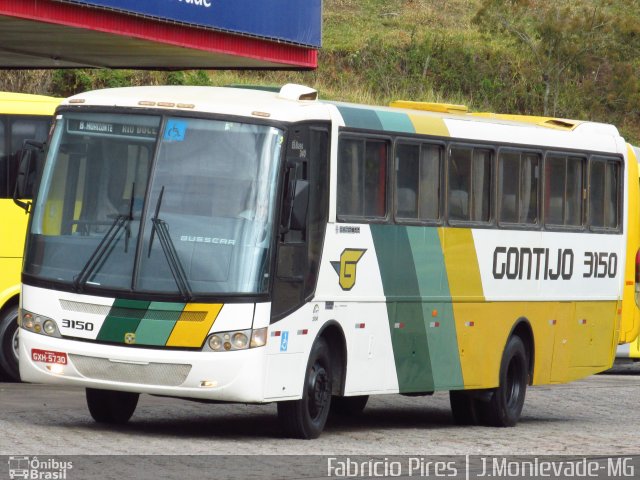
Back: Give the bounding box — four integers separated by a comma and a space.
59, 0, 322, 47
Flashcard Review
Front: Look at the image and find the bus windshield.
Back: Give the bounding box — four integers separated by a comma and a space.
25, 111, 284, 297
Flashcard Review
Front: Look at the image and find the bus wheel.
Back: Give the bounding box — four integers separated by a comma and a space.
277, 337, 332, 439
449, 390, 479, 425
331, 395, 369, 416
479, 335, 528, 427
86, 388, 139, 425
0, 306, 20, 382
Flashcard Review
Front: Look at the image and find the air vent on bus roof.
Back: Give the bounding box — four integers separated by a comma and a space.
541, 119, 578, 130
389, 100, 468, 114
278, 84, 318, 101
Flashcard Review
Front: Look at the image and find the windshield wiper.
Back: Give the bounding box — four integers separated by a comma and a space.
73, 184, 136, 292
148, 186, 193, 301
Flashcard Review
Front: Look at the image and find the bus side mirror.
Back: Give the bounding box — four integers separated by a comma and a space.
13, 140, 44, 214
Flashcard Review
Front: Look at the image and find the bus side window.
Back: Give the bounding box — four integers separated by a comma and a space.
589, 156, 620, 230
448, 145, 493, 223
498, 150, 540, 225
498, 151, 519, 223
545, 154, 585, 228
448, 146, 471, 221
395, 142, 420, 219
472, 148, 492, 222
337, 136, 388, 221
395, 142, 442, 222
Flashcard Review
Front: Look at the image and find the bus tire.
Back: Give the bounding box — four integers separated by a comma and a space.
0, 305, 20, 382
86, 388, 139, 425
479, 335, 528, 427
277, 337, 332, 439
331, 395, 368, 416
449, 390, 479, 425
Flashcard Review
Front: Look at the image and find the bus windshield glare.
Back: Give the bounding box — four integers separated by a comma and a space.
25, 112, 284, 297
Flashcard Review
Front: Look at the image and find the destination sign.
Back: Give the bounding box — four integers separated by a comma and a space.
67, 119, 159, 139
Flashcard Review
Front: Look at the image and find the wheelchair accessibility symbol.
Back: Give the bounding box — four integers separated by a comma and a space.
280, 331, 289, 352
163, 119, 187, 141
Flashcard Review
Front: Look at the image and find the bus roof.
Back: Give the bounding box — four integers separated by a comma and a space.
0, 91, 62, 115
61, 85, 333, 124
61, 84, 623, 151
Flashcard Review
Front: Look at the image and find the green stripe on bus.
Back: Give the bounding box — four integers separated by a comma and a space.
337, 106, 383, 131
376, 111, 416, 134
419, 302, 463, 389
96, 299, 149, 343
406, 227, 450, 299
406, 228, 464, 389
371, 224, 434, 392
134, 302, 186, 346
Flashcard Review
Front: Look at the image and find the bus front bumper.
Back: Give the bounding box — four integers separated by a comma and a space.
18, 329, 268, 403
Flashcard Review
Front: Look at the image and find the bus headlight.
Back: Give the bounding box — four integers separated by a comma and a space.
204, 328, 267, 352
20, 309, 61, 338
43, 320, 57, 335
232, 332, 249, 349
208, 334, 223, 351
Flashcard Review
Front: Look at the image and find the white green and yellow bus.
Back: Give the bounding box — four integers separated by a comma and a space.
616, 145, 640, 361
0, 92, 60, 381
17, 84, 640, 437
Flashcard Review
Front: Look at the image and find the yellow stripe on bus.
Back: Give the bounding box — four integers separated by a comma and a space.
439, 228, 484, 301
407, 113, 450, 137
166, 303, 223, 347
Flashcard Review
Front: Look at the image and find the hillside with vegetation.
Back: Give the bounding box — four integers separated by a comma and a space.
2, 0, 639, 142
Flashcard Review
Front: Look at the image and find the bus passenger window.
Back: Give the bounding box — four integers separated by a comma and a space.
499, 152, 519, 223
396, 143, 419, 219
448, 147, 471, 221
448, 145, 492, 223
395, 142, 441, 222
545, 154, 585, 227
337, 137, 388, 220
521, 153, 540, 224
498, 150, 540, 225
589, 157, 620, 230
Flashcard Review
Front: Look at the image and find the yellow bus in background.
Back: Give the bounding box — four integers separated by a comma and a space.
616, 145, 640, 362
0, 92, 60, 381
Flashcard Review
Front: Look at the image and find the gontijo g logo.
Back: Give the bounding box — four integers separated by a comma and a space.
331, 249, 367, 291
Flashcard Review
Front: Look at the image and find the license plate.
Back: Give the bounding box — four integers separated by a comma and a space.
31, 349, 68, 365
